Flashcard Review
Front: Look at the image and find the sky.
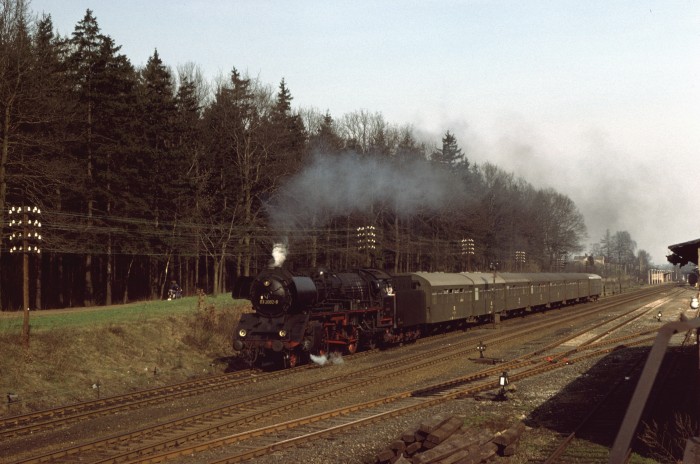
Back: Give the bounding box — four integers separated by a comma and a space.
30, 0, 700, 265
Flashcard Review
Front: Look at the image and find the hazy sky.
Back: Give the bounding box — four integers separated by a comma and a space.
31, 0, 700, 264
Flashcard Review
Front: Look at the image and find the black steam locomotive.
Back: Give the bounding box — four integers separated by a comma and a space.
232, 267, 395, 367
232, 267, 602, 368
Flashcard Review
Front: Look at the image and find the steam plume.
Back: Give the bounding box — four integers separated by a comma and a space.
270, 242, 287, 268
310, 353, 328, 366
309, 352, 344, 366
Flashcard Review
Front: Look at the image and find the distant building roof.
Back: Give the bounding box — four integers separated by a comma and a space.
667, 238, 700, 266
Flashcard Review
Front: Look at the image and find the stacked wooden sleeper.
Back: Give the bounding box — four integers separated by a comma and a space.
374, 415, 526, 464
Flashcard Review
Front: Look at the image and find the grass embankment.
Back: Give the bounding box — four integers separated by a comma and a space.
0, 294, 250, 413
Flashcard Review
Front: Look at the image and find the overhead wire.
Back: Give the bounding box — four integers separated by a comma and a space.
2, 207, 469, 257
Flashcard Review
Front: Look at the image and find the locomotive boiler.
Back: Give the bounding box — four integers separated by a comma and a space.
232, 267, 395, 368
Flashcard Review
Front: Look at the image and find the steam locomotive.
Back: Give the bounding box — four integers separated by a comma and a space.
232, 267, 602, 368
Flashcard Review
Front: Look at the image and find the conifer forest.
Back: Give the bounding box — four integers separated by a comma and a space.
0, 2, 651, 310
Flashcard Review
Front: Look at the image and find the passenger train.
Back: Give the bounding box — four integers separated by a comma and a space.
232, 268, 602, 368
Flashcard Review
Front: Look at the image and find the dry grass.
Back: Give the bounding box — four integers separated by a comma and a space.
0, 296, 251, 413
639, 414, 698, 463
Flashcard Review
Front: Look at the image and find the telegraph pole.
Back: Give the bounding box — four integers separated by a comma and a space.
9, 206, 42, 348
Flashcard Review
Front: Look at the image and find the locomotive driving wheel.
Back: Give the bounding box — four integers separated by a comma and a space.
346, 327, 360, 354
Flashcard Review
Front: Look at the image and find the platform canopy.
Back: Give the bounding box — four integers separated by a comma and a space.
667, 238, 700, 266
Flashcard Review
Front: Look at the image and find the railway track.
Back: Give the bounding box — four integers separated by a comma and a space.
1, 283, 667, 438
125, 306, 671, 464
3, 284, 678, 464
537, 355, 645, 464
538, 300, 698, 463
0, 368, 297, 438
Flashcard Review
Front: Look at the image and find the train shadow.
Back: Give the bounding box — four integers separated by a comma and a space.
213, 355, 252, 372
213, 353, 297, 372
523, 345, 698, 461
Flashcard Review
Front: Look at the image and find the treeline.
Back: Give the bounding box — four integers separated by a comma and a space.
0, 2, 648, 310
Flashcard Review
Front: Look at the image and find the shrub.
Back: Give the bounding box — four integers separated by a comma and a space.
639, 414, 698, 463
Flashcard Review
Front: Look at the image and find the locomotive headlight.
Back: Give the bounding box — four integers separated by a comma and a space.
278, 329, 287, 338
238, 329, 247, 338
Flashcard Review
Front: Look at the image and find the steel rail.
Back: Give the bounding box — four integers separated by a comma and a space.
113, 300, 673, 464
135, 336, 657, 464
542, 356, 648, 464
2, 283, 667, 436
5, 285, 671, 464
609, 317, 700, 463
0, 370, 261, 433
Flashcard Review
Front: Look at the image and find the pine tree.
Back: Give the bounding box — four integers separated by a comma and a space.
270, 78, 307, 169
28, 14, 76, 308
97, 36, 138, 305
134, 49, 180, 298
172, 71, 205, 292
431, 130, 465, 168
201, 68, 262, 282
0, 0, 32, 206
309, 111, 344, 155
65, 9, 103, 306
396, 126, 426, 161
66, 9, 138, 305
136, 49, 177, 216
0, 0, 36, 310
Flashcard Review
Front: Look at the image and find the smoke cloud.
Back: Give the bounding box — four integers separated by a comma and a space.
457, 119, 673, 262
265, 153, 467, 232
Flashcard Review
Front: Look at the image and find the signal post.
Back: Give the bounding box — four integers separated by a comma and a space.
8, 206, 42, 347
